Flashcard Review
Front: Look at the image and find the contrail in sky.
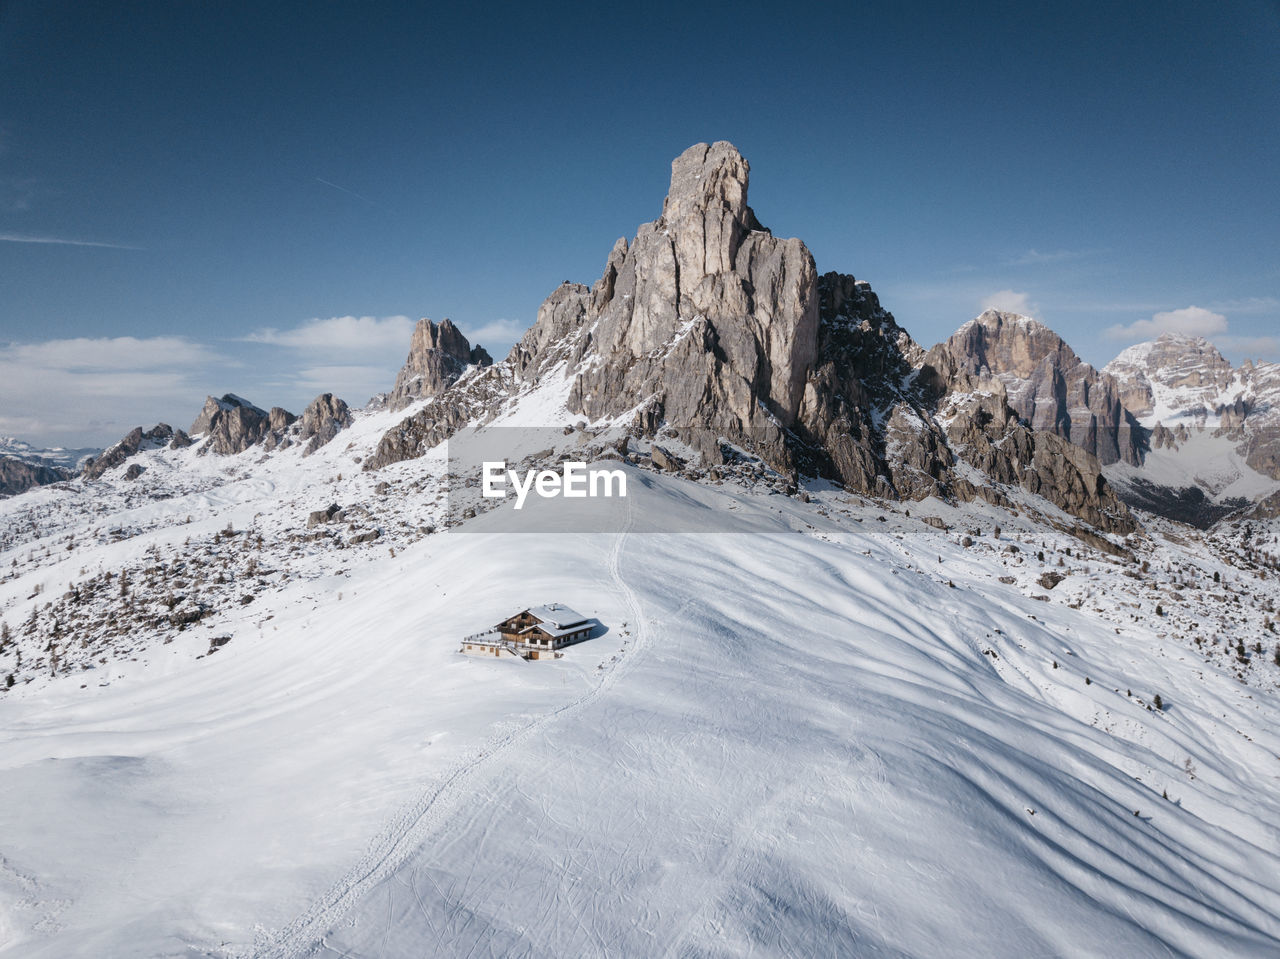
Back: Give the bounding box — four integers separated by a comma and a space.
0, 232, 143, 250
314, 177, 380, 206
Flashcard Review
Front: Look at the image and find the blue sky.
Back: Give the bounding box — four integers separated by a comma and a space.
2, 0, 1277, 447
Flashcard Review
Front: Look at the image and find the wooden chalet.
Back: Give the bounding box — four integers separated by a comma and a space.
461, 603, 594, 660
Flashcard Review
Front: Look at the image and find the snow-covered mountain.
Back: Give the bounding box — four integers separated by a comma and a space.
1103, 334, 1279, 429
1100, 334, 1280, 525
0, 437, 98, 498
0, 437, 98, 472
2, 142, 1280, 957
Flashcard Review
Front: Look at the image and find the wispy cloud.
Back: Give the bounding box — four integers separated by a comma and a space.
1204, 296, 1279, 316
245, 315, 416, 354
1006, 248, 1100, 267
979, 289, 1039, 318
0, 232, 143, 250
314, 177, 382, 208
1105, 305, 1228, 340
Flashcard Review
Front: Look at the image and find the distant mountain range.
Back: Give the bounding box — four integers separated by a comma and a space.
0, 437, 98, 497
4, 142, 1278, 530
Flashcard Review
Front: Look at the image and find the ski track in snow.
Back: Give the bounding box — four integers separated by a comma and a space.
255, 497, 647, 959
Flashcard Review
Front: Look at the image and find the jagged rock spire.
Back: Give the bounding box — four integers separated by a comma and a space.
388, 318, 491, 411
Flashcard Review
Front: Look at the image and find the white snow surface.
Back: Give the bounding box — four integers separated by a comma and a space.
1, 400, 1279, 957
1106, 430, 1280, 502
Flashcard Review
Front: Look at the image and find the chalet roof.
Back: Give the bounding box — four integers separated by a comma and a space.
525, 603, 589, 629
519, 620, 591, 639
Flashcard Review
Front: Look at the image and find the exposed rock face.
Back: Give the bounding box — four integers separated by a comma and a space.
567, 141, 818, 455
367, 141, 1134, 534
191, 394, 256, 436
388, 318, 492, 411
0, 457, 71, 496
192, 395, 296, 456
298, 393, 353, 454
83, 425, 174, 480
927, 311, 1142, 466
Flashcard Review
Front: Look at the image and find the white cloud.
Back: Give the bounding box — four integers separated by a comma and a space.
979, 289, 1039, 318
1105, 305, 1228, 340
4, 335, 213, 371
0, 336, 223, 447
244, 315, 416, 354
465, 317, 526, 353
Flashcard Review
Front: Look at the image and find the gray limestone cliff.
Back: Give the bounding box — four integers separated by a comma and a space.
388, 318, 492, 411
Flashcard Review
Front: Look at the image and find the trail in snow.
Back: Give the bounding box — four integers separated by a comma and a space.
255, 499, 646, 959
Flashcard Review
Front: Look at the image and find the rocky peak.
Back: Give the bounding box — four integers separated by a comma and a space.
83, 424, 175, 480
1103, 333, 1238, 421
388, 317, 491, 411
562, 139, 817, 445
191, 394, 264, 435
926, 311, 1142, 466
660, 141, 762, 280
191, 395, 295, 456
297, 393, 353, 454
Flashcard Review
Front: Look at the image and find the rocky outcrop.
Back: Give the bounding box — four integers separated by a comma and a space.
0, 457, 71, 497
191, 395, 296, 456
83, 424, 174, 480
926, 311, 1142, 466
565, 141, 818, 462
388, 318, 491, 411
298, 393, 353, 454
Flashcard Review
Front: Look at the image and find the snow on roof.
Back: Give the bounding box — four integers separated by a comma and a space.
519, 621, 591, 639
525, 603, 589, 629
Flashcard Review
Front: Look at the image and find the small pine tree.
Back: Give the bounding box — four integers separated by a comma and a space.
1154, 693, 1164, 710
1155, 604, 1164, 617
1214, 570, 1221, 583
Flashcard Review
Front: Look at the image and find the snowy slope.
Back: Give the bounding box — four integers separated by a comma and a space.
2, 422, 1280, 957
